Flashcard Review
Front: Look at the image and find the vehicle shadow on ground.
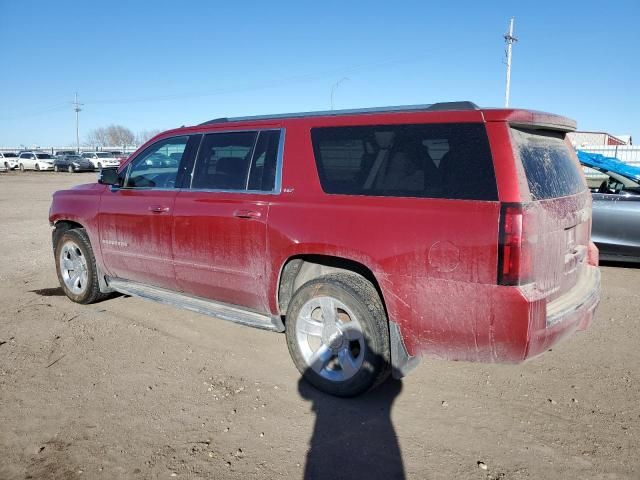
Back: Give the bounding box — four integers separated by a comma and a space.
599, 260, 640, 269
30, 287, 126, 302
30, 287, 66, 296
298, 355, 405, 479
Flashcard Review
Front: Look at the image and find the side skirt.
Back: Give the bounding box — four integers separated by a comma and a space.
106, 277, 285, 332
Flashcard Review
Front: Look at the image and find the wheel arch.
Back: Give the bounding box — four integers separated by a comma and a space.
276, 254, 385, 317
52, 219, 84, 248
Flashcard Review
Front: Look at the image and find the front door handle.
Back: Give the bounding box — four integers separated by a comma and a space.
148, 205, 170, 214
233, 209, 261, 219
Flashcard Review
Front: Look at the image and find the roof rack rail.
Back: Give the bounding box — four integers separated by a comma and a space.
199, 101, 479, 125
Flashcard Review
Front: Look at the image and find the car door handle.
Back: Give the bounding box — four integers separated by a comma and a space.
148, 205, 170, 214
233, 209, 261, 219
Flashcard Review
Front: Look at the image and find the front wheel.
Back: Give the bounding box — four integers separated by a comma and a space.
285, 273, 391, 397
53, 165, 59, 172
55, 228, 108, 304
19, 164, 25, 172
97, 162, 102, 169
67, 165, 74, 173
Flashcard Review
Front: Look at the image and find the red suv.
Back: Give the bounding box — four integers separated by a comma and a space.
49, 102, 601, 396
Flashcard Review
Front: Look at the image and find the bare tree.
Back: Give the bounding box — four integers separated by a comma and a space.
85, 127, 110, 147
137, 129, 163, 145
105, 125, 136, 150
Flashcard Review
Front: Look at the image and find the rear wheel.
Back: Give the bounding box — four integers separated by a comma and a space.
55, 228, 108, 304
285, 273, 391, 397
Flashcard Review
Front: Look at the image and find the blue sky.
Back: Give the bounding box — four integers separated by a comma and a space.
1, 0, 638, 146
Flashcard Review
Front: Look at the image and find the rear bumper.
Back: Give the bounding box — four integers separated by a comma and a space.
391, 266, 601, 366
525, 266, 600, 359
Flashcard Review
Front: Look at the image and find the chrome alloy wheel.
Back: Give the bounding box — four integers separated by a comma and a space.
295, 296, 365, 382
59, 240, 89, 295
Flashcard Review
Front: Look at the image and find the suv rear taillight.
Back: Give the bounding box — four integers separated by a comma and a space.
498, 204, 532, 286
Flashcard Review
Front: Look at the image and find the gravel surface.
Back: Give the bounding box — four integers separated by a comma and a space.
1, 172, 638, 479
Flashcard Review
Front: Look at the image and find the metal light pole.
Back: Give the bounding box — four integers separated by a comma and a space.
503, 18, 518, 107
73, 92, 83, 153
330, 77, 350, 110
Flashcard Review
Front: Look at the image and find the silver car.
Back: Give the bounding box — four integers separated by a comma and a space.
579, 151, 640, 262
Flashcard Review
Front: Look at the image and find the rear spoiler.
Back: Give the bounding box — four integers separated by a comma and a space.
483, 109, 577, 132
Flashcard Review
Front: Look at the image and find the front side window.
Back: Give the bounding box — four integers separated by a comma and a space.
125, 136, 188, 189
311, 123, 498, 200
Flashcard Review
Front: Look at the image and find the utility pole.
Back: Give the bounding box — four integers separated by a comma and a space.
503, 17, 517, 107
330, 77, 349, 110
72, 92, 83, 153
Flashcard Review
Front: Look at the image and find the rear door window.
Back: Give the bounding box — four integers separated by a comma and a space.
190, 130, 281, 192
511, 127, 586, 200
311, 123, 497, 200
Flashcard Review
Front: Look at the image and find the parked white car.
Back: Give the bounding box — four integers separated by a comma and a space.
18, 152, 55, 171
81, 152, 120, 169
1, 152, 19, 170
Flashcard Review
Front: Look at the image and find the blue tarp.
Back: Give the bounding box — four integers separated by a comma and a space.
577, 150, 640, 182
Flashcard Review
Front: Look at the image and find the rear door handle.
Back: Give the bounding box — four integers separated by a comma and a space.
233, 209, 261, 219
148, 205, 170, 214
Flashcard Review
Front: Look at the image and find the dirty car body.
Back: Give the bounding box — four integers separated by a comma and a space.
49, 103, 601, 396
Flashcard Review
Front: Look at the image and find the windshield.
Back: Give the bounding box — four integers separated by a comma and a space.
96, 152, 114, 158
67, 155, 83, 160
36, 154, 53, 159
3, 153, 17, 157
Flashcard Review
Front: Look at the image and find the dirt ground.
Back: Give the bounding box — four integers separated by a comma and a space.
0, 171, 638, 480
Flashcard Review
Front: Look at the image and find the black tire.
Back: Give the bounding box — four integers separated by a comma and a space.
285, 273, 391, 397
53, 165, 59, 172
54, 228, 109, 304
35, 163, 40, 171
19, 164, 25, 172
67, 165, 74, 173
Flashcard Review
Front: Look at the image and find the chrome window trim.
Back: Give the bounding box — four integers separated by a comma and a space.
187, 128, 285, 195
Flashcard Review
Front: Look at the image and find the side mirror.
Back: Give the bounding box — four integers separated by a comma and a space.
98, 168, 121, 186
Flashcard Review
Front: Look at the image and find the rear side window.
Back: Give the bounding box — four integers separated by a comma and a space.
192, 132, 257, 190
311, 123, 497, 200
191, 130, 281, 192
511, 128, 586, 200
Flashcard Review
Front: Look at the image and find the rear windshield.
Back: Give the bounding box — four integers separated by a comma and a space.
511, 127, 586, 200
311, 123, 498, 200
